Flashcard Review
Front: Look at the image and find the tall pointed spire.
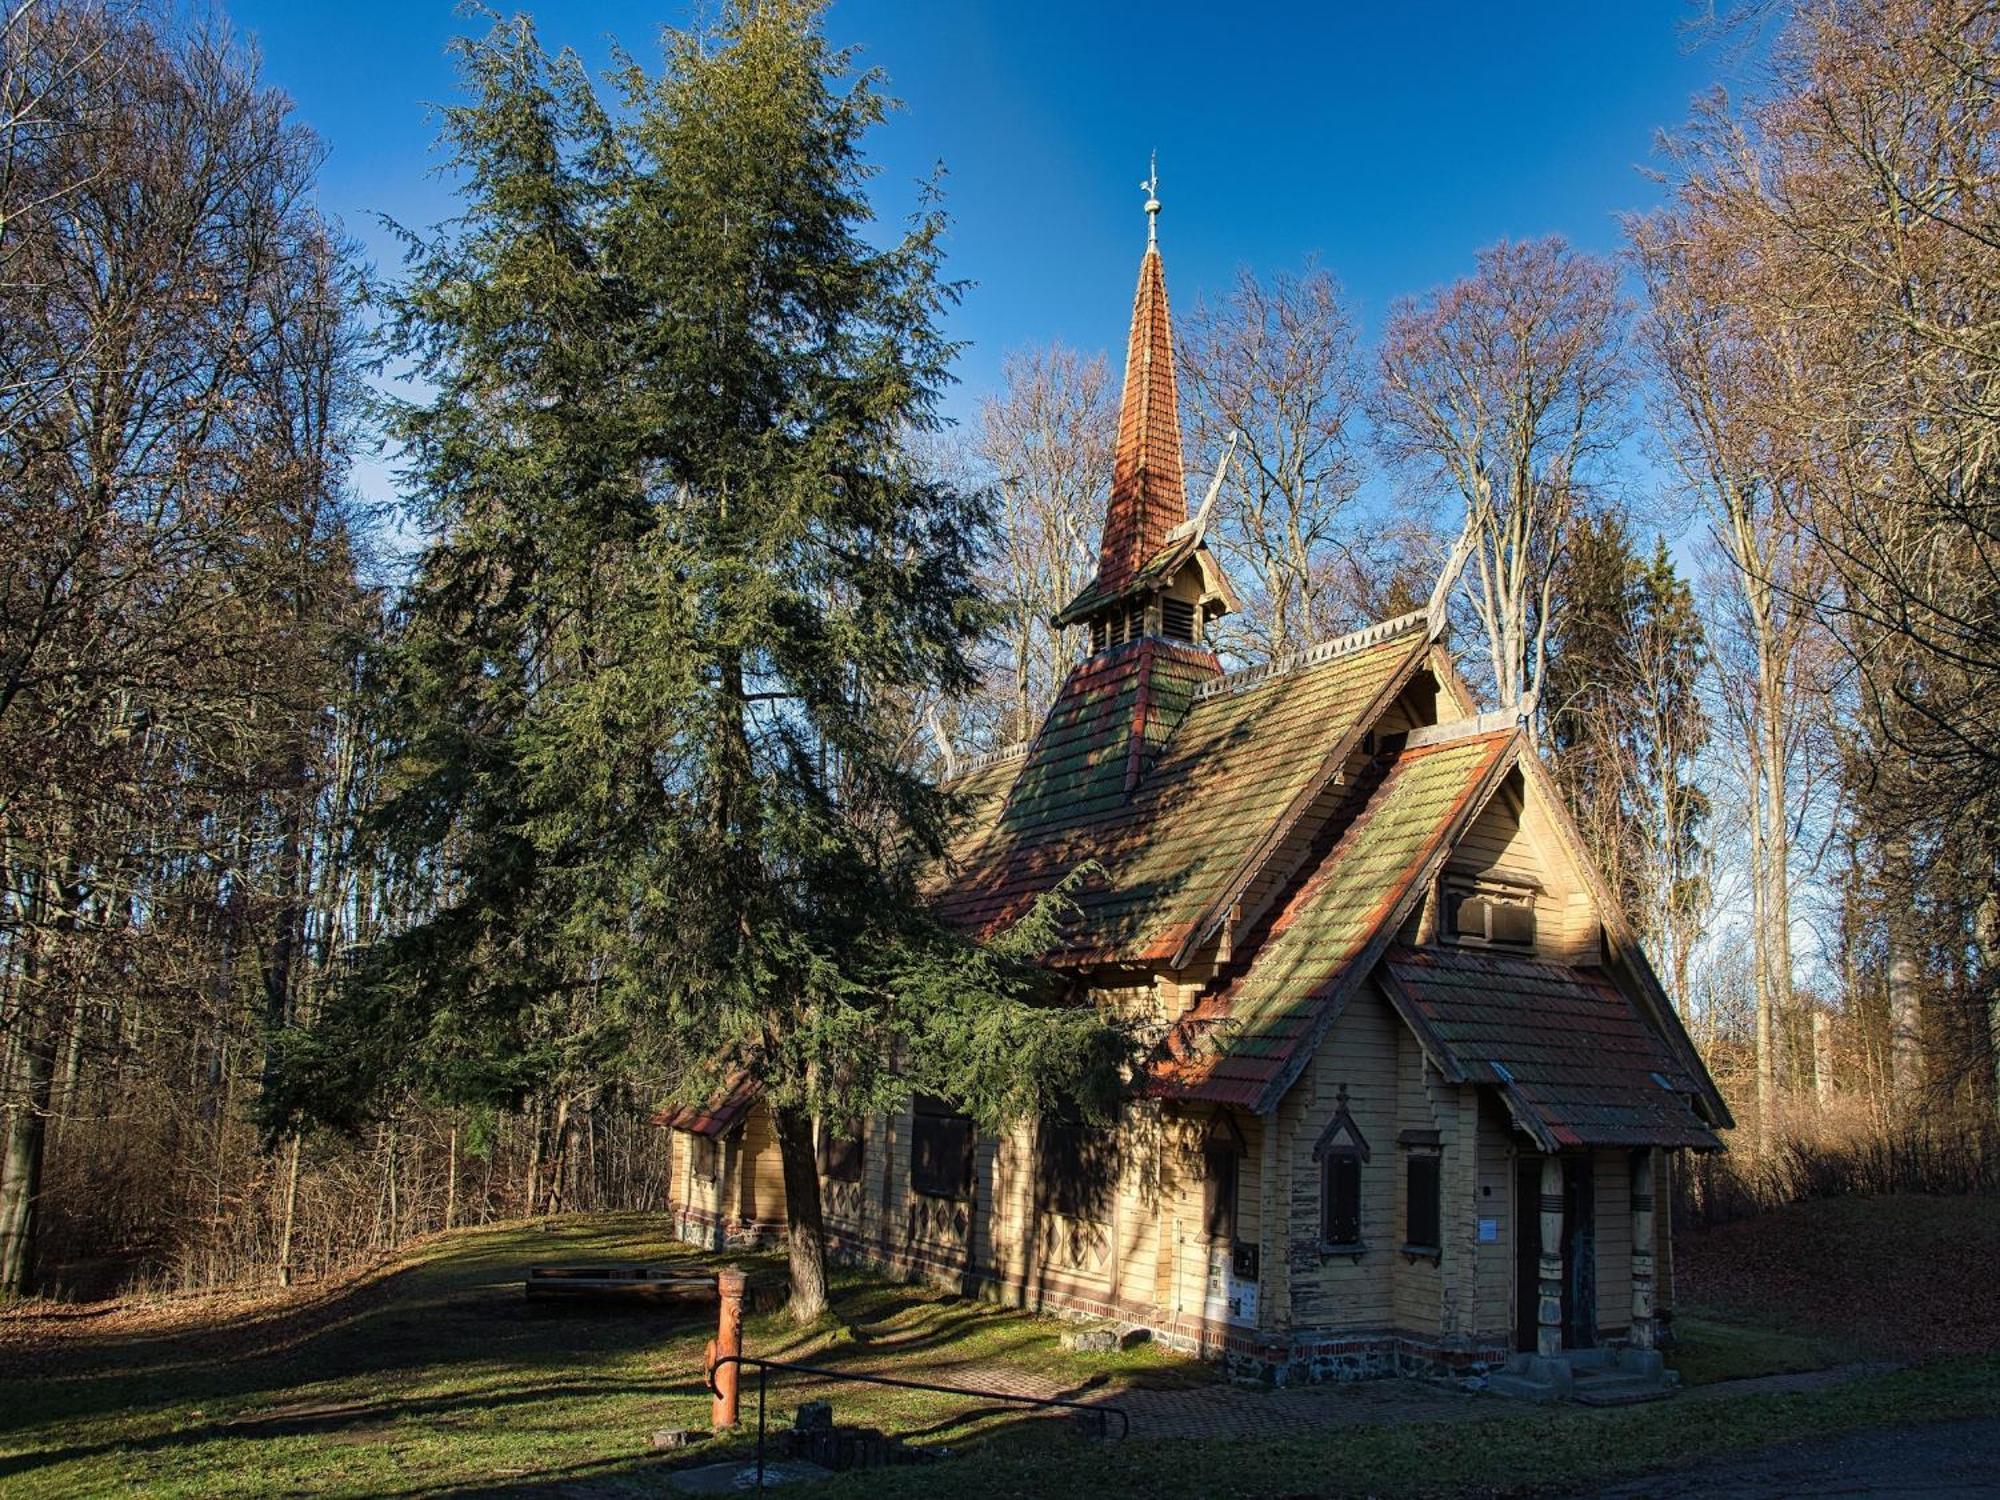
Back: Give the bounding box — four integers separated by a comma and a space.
1095, 164, 1188, 593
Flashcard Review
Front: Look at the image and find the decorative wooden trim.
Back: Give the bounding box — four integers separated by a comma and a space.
1402, 705, 1531, 749
952, 740, 1031, 779
1191, 611, 1428, 702
1312, 1084, 1370, 1163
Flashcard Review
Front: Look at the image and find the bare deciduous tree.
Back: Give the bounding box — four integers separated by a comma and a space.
1634, 161, 1836, 1148
973, 344, 1114, 741
1178, 262, 1370, 658
1638, 0, 1999, 1133
1374, 237, 1629, 716
0, 7, 364, 1295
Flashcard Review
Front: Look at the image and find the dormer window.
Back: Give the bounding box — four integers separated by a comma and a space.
1162, 596, 1196, 643
1445, 879, 1537, 949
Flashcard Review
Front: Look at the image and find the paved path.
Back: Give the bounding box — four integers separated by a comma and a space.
942, 1362, 1485, 1439
937, 1357, 1907, 1442
924, 1356, 1919, 1442
1566, 1416, 2000, 1499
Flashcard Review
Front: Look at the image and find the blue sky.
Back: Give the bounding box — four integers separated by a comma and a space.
232, 1, 1742, 511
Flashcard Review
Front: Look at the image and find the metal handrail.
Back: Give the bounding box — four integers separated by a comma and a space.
705, 1352, 1130, 1491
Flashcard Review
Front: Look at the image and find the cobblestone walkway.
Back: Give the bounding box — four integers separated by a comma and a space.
927, 1357, 1897, 1441
940, 1364, 1487, 1440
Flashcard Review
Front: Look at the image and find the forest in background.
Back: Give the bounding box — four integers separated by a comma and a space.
1, 0, 1995, 1302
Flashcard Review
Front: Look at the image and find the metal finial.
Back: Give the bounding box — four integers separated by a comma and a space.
1140, 152, 1160, 246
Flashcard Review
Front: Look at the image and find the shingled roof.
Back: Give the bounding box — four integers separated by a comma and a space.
935, 617, 1433, 965
1078, 243, 1187, 610
1377, 944, 1723, 1151
1146, 729, 1520, 1109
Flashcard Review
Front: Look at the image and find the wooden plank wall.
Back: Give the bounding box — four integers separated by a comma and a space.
1277, 982, 1404, 1332
1592, 1149, 1632, 1341
667, 1128, 727, 1223
759, 1088, 1273, 1338
1473, 1093, 1517, 1339
1444, 787, 1601, 966
736, 1107, 785, 1224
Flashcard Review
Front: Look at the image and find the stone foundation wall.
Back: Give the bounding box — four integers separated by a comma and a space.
670, 1204, 784, 1253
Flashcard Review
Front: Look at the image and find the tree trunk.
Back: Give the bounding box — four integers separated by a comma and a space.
0, 1017, 54, 1298
772, 1103, 828, 1324
1747, 749, 1778, 1150
1885, 834, 1923, 1116
277, 1132, 303, 1286
1812, 1008, 1834, 1108
384, 1122, 399, 1244
1979, 893, 2000, 1127
0, 850, 76, 1299
522, 1099, 543, 1218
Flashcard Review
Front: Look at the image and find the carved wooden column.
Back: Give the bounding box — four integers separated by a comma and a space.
1629, 1148, 1657, 1351
1537, 1155, 1564, 1358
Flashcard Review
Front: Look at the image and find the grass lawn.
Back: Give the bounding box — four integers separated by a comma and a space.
1678, 1194, 2000, 1361
0, 1214, 1190, 1500
2, 1211, 1994, 1499
1666, 1313, 1850, 1386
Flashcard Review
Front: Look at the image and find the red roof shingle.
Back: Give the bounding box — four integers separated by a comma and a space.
1092, 246, 1186, 599
654, 1073, 760, 1137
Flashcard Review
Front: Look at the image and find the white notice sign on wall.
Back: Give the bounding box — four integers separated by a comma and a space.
1204, 1246, 1259, 1326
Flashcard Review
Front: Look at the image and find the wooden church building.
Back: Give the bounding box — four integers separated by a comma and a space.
663, 192, 1729, 1390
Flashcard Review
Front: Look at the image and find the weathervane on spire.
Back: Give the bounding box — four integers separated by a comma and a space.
1141, 152, 1161, 246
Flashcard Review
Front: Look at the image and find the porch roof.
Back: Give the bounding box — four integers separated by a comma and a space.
1376, 944, 1723, 1152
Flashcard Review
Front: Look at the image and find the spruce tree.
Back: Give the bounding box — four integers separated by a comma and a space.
268, 2, 1124, 1318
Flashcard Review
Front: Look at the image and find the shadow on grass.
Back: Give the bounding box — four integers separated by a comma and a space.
0, 1219, 776, 1440
1, 1217, 1202, 1496
0, 1373, 702, 1482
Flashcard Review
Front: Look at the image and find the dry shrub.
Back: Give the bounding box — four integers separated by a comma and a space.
1678, 1099, 2000, 1229
34, 1094, 672, 1300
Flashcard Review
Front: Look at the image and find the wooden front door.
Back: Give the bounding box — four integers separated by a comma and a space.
1562, 1156, 1597, 1348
